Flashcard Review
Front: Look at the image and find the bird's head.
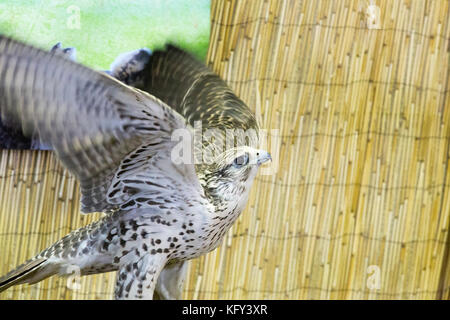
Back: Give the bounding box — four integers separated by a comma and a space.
200, 146, 271, 214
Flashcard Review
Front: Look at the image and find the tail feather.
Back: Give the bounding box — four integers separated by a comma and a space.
0, 258, 52, 292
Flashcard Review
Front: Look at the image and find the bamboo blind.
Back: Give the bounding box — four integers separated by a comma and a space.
1, 0, 449, 300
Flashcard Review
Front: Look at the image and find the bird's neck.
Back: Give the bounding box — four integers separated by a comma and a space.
205, 183, 250, 222
198, 170, 251, 226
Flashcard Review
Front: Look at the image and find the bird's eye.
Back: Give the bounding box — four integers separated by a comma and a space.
233, 153, 249, 167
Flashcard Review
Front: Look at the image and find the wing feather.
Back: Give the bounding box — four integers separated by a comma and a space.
0, 36, 191, 213
139, 45, 259, 132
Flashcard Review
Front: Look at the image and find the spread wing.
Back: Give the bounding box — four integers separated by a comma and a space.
138, 45, 259, 132
0, 35, 196, 213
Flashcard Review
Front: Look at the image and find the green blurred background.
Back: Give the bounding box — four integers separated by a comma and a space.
0, 0, 210, 69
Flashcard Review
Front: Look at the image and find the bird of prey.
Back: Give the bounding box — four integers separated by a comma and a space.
0, 36, 271, 299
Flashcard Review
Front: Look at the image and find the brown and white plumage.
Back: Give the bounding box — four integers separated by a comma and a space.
138, 45, 258, 132
0, 36, 271, 299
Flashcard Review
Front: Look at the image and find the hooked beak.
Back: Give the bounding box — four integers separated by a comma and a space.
257, 151, 272, 165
